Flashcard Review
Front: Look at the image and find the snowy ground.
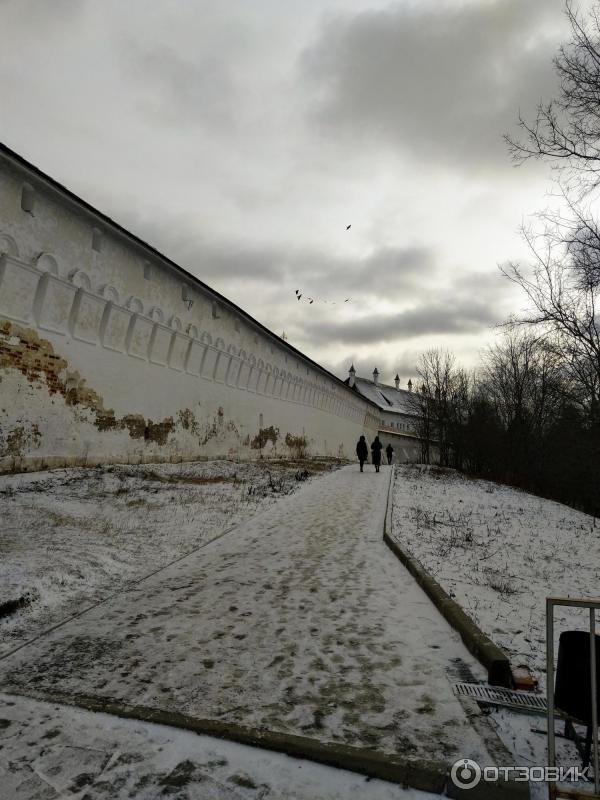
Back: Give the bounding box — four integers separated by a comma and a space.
0, 464, 497, 781
392, 464, 600, 797
0, 459, 340, 654
0, 692, 437, 800
391, 464, 600, 689
6, 459, 586, 798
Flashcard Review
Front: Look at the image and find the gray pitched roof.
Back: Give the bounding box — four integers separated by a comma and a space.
347, 376, 418, 416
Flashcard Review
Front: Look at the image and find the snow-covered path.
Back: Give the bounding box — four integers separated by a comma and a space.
0, 692, 437, 800
0, 464, 495, 782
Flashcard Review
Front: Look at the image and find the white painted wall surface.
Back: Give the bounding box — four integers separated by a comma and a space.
0, 150, 378, 472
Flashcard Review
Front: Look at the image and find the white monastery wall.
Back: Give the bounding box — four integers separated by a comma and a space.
0, 148, 379, 472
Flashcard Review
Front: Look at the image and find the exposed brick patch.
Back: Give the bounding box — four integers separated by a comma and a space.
0, 321, 176, 449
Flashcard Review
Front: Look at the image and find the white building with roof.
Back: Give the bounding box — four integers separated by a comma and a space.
344, 365, 422, 462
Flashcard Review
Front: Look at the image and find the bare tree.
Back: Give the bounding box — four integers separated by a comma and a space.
411, 349, 464, 466
506, 1, 600, 194
503, 1, 600, 422
501, 204, 600, 420
484, 332, 565, 477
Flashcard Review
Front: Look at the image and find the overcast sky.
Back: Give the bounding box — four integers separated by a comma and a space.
0, 0, 584, 385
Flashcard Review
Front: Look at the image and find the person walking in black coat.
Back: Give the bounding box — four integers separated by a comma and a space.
371, 435, 383, 473
356, 435, 368, 472
385, 443, 394, 465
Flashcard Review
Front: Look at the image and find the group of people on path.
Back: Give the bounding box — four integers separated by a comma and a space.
356, 435, 393, 473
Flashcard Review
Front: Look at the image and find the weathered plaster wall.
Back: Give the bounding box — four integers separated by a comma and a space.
376, 430, 422, 463
0, 149, 378, 472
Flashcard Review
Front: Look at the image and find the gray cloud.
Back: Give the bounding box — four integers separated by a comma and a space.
106, 204, 512, 358
0, 0, 86, 23
301, 0, 567, 168
124, 44, 238, 131
111, 206, 439, 295
301, 298, 501, 346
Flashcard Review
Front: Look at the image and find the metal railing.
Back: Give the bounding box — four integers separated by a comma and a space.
547, 597, 600, 800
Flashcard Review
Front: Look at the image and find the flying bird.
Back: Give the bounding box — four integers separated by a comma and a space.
346, 224, 351, 230
293, 288, 351, 305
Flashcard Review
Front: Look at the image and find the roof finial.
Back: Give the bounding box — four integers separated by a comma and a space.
348, 363, 356, 388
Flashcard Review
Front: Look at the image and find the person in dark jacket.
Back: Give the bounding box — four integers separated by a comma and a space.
385, 443, 394, 465
371, 436, 383, 472
356, 435, 368, 472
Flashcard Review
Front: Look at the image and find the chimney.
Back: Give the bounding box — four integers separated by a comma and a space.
408, 379, 413, 392
348, 363, 356, 388
373, 367, 379, 386
394, 374, 400, 391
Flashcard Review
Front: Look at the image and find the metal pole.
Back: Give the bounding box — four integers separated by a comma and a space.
548, 599, 556, 789
590, 609, 599, 794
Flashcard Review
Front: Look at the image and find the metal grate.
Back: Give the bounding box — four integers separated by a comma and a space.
454, 682, 550, 715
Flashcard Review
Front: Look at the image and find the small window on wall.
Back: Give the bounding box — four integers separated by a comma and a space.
143, 262, 152, 281
21, 183, 35, 213
234, 318, 240, 332
259, 413, 264, 428
92, 227, 103, 252
212, 301, 220, 319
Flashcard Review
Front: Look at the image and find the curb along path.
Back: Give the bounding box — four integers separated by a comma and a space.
382, 467, 512, 688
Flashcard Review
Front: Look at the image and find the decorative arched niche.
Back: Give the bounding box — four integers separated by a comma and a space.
0, 233, 19, 258
68, 269, 92, 290
99, 284, 120, 304
126, 296, 144, 314
34, 252, 59, 276
168, 315, 182, 331
186, 324, 199, 339
149, 306, 164, 323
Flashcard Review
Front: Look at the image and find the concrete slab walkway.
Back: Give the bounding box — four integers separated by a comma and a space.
0, 465, 499, 790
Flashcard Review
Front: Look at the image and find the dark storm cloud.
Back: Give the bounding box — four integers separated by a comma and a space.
302, 297, 501, 346
301, 0, 567, 167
